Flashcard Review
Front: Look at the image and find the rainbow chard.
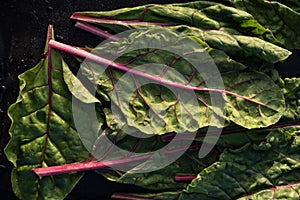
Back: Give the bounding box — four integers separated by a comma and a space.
4, 26, 93, 199
71, 1, 294, 65
71, 0, 300, 50
49, 28, 286, 131
107, 124, 300, 200
4, 1, 300, 200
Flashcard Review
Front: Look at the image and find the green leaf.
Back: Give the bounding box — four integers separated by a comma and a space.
228, 0, 300, 49
4, 26, 89, 200
111, 192, 181, 200
172, 0, 300, 49
4, 1, 300, 199
62, 61, 100, 103
280, 77, 300, 121
71, 2, 291, 64
237, 183, 300, 199
167, 25, 291, 67
181, 128, 300, 200
95, 128, 219, 191
79, 29, 285, 133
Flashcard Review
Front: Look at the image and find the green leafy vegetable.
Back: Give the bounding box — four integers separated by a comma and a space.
5, 26, 90, 199
72, 2, 293, 64
182, 128, 300, 200
5, 1, 300, 200
77, 28, 286, 132
228, 0, 300, 49
112, 126, 300, 200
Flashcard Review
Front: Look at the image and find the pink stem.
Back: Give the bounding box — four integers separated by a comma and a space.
49, 40, 204, 91
40, 25, 54, 166
33, 144, 202, 176
111, 193, 153, 200
71, 13, 177, 27
175, 175, 197, 182
75, 21, 119, 41
33, 154, 151, 176
49, 39, 279, 113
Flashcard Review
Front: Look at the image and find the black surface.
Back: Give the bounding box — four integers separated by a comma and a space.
0, 0, 299, 199
276, 50, 300, 77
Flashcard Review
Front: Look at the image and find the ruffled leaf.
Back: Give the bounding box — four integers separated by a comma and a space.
4, 26, 89, 200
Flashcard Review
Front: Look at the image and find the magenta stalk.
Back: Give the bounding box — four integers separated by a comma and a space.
34, 143, 202, 176
75, 21, 119, 41
71, 13, 177, 27
111, 193, 152, 200
49, 40, 205, 91
49, 39, 278, 108
33, 154, 151, 176
175, 175, 197, 182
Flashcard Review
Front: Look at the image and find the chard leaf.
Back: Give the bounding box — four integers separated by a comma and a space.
4, 26, 89, 200
181, 128, 300, 200
163, 78, 300, 149
62, 60, 100, 103
112, 127, 300, 200
5, 1, 300, 199
173, 0, 300, 49
228, 0, 300, 49
79, 28, 285, 132
102, 78, 300, 198
111, 192, 181, 200
72, 2, 270, 38
98, 123, 300, 199
280, 77, 300, 121
94, 128, 219, 191
71, 2, 291, 64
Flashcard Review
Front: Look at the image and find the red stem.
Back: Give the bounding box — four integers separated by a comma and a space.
175, 175, 197, 182
33, 144, 202, 176
111, 193, 153, 200
71, 13, 177, 27
33, 154, 151, 176
75, 21, 119, 41
49, 40, 205, 91
40, 25, 54, 165
49, 39, 280, 111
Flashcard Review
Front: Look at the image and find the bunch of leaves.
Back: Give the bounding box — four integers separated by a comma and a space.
5, 0, 300, 199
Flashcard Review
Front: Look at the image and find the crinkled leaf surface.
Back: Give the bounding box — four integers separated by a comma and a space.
71, 1, 292, 64
102, 78, 300, 199
4, 26, 89, 200
113, 126, 300, 200
4, 1, 300, 199
172, 0, 300, 49
279, 77, 300, 122
79, 28, 285, 133
181, 127, 300, 200
93, 128, 219, 191
162, 77, 300, 150
180, 79, 300, 199
89, 81, 296, 194
228, 0, 300, 49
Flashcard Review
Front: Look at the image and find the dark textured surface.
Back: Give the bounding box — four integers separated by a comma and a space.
0, 0, 299, 199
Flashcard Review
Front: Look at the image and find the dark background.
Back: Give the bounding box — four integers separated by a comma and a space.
0, 0, 299, 199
